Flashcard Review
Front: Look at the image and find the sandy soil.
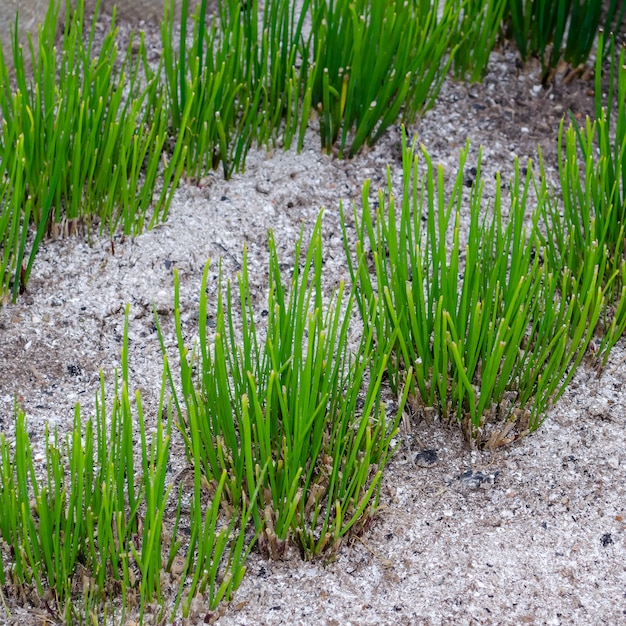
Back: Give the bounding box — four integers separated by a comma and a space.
1, 20, 625, 626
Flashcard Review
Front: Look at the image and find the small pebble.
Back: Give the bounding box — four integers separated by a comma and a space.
588, 398, 609, 417
414, 449, 438, 467
457, 469, 500, 490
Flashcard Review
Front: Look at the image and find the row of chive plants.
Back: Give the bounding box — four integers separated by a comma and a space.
0, 220, 411, 620
0, 307, 263, 622
0, 0, 185, 301
451, 0, 626, 82
0, 0, 459, 301
2, 0, 623, 302
339, 37, 626, 445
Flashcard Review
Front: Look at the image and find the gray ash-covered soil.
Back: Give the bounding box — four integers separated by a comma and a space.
1, 20, 625, 626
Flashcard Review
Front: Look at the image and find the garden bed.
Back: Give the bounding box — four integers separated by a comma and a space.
0, 5, 625, 625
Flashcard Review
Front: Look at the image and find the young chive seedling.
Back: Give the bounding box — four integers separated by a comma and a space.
159, 214, 411, 559
343, 131, 603, 445
0, 304, 261, 621
0, 0, 183, 301
0, 309, 173, 619
309, 0, 457, 156
539, 33, 626, 362
504, 0, 625, 81
447, 0, 507, 82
